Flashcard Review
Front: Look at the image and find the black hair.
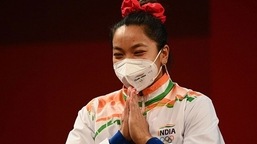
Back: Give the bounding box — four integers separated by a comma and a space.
111, 0, 172, 70
110, 8, 168, 51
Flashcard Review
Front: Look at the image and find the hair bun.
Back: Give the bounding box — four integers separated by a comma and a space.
121, 0, 166, 23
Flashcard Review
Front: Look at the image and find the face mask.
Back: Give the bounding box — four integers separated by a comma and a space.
113, 50, 162, 92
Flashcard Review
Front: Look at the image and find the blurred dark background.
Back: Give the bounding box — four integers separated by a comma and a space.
0, 0, 209, 44
0, 0, 257, 143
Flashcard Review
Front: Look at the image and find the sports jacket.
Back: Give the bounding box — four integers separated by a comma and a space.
66, 73, 224, 144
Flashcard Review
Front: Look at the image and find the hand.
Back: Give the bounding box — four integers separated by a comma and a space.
120, 94, 131, 140
127, 87, 152, 144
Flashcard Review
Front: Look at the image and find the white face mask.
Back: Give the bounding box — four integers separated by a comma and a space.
113, 50, 162, 92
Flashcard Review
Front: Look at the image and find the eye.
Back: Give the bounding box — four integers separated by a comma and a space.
113, 52, 124, 59
134, 50, 146, 56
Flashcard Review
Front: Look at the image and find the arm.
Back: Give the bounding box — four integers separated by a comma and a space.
66, 98, 128, 144
66, 106, 95, 144
183, 96, 225, 144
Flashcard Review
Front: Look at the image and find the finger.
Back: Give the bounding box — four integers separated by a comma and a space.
129, 90, 139, 111
127, 86, 134, 97
130, 100, 142, 117
127, 86, 131, 97
122, 99, 128, 121
120, 96, 131, 140
130, 87, 137, 97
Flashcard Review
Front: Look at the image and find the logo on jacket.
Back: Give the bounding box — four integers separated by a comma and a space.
158, 124, 175, 143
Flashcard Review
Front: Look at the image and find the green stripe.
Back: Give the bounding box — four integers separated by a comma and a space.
176, 94, 197, 102
93, 119, 121, 140
143, 81, 174, 106
123, 80, 174, 107
185, 94, 196, 102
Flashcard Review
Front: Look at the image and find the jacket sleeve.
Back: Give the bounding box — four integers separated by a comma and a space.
66, 105, 95, 144
183, 96, 225, 144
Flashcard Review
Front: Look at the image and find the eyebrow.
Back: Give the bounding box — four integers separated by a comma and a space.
113, 43, 147, 50
113, 47, 123, 51
131, 43, 147, 49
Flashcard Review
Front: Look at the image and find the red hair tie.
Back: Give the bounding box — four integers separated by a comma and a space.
121, 0, 166, 23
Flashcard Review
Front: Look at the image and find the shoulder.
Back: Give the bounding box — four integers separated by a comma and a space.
172, 83, 209, 99
172, 83, 218, 122
75, 90, 123, 123
84, 90, 123, 112
172, 83, 214, 109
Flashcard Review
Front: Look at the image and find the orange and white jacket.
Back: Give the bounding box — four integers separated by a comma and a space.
66, 73, 225, 144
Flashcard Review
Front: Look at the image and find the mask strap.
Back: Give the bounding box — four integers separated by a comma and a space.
153, 49, 163, 63
151, 49, 164, 81
154, 49, 171, 78
164, 64, 170, 78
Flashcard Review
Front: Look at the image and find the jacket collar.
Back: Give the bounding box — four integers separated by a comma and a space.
122, 73, 173, 101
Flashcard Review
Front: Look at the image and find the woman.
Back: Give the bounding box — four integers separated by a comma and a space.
66, 0, 224, 143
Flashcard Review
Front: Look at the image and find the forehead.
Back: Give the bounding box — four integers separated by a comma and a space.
112, 25, 155, 47
114, 25, 145, 39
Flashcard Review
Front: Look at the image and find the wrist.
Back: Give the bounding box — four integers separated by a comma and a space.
146, 137, 163, 144
109, 131, 130, 144
144, 136, 152, 144
137, 135, 152, 144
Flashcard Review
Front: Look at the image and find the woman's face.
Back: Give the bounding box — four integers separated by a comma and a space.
112, 25, 163, 68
